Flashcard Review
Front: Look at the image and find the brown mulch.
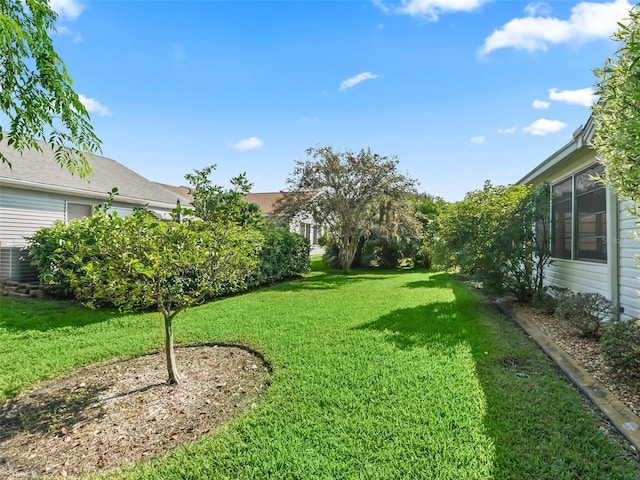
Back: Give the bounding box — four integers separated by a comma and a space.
510, 302, 639, 418
0, 345, 270, 479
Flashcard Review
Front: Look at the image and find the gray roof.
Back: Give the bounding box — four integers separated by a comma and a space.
0, 137, 188, 208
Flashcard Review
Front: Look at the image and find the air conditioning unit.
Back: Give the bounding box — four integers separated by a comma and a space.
0, 245, 38, 282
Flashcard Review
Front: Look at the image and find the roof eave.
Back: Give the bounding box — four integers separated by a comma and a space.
0, 177, 179, 210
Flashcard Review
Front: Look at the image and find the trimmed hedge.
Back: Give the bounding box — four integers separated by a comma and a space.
248, 226, 310, 287
28, 213, 309, 305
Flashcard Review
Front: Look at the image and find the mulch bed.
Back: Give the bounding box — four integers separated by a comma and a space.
0, 345, 270, 479
510, 302, 639, 418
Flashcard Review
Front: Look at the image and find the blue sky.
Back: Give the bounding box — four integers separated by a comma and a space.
48, 0, 633, 201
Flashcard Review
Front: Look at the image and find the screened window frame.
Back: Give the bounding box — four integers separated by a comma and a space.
550, 164, 607, 263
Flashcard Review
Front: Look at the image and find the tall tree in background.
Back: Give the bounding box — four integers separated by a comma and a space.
1, 0, 101, 176
277, 146, 419, 273
592, 6, 640, 210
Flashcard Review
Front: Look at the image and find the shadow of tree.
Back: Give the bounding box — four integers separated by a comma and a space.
0, 297, 126, 333
0, 382, 110, 441
273, 270, 397, 292
356, 301, 465, 350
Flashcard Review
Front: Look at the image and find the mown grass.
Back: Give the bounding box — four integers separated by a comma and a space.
1, 263, 638, 479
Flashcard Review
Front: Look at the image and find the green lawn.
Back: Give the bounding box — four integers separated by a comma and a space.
1, 263, 638, 479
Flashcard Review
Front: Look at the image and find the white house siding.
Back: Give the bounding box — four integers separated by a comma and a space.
0, 188, 154, 281
545, 259, 609, 298
0, 187, 65, 246
618, 200, 640, 320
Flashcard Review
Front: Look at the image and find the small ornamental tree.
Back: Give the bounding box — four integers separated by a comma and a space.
33, 202, 261, 385
1, 0, 101, 175
277, 146, 419, 273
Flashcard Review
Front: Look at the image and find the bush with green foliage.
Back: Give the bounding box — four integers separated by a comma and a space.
433, 181, 551, 300
28, 215, 91, 298
555, 292, 613, 338
601, 319, 640, 379
530, 286, 571, 315
248, 225, 310, 287
183, 164, 264, 226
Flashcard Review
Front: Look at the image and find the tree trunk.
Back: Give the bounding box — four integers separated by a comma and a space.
340, 235, 359, 273
163, 312, 180, 385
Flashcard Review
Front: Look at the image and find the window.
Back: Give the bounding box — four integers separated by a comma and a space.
551, 164, 606, 262
66, 202, 93, 223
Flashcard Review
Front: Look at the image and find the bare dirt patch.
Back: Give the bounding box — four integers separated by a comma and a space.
0, 345, 270, 479
511, 302, 639, 418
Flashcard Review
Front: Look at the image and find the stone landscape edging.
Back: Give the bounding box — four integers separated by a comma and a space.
495, 298, 640, 452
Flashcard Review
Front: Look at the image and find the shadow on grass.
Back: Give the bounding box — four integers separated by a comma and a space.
356, 301, 465, 350
0, 297, 124, 333
274, 269, 400, 292
403, 271, 451, 290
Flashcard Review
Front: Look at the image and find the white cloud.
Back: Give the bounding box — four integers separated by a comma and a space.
55, 26, 72, 35
523, 118, 567, 136
498, 127, 517, 134
532, 99, 550, 109
339, 72, 380, 92
548, 87, 597, 106
470, 136, 486, 144
386, 0, 490, 20
231, 137, 263, 151
524, 2, 552, 16
50, 0, 84, 21
52, 25, 83, 43
78, 94, 111, 116
479, 0, 632, 55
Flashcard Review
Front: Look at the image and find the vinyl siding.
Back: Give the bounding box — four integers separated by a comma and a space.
545, 258, 609, 298
0, 187, 65, 246
618, 201, 640, 320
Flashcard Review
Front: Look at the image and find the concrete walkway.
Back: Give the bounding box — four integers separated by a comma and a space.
495, 299, 640, 452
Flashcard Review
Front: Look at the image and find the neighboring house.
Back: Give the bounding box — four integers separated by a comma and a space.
518, 116, 640, 320
154, 183, 194, 204
0, 138, 190, 282
242, 192, 325, 246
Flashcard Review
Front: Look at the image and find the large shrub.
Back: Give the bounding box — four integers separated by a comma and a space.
248, 225, 310, 287
601, 319, 640, 379
433, 182, 551, 300
29, 216, 93, 298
